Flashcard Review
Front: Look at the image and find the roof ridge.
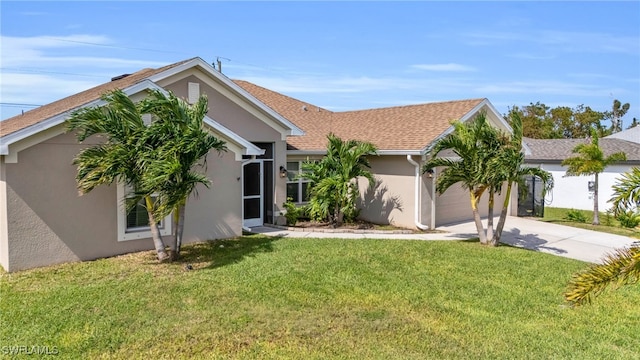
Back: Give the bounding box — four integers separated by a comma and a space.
335, 98, 486, 114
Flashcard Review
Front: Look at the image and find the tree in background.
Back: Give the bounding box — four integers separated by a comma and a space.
506, 102, 609, 139
606, 99, 631, 133
67, 90, 169, 261
562, 128, 626, 225
301, 134, 377, 227
137, 89, 227, 260
627, 118, 639, 129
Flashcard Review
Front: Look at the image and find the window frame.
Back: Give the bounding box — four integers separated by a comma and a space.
116, 183, 172, 242
286, 161, 312, 204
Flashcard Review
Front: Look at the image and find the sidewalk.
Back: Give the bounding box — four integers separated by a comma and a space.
250, 216, 638, 264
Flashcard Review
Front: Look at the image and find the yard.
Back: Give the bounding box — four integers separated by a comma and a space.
1, 235, 639, 359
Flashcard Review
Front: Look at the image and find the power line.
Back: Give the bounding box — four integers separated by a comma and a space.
0, 102, 42, 108
0, 67, 104, 78
44, 37, 187, 55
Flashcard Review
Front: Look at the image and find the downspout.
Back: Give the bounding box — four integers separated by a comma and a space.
407, 155, 430, 230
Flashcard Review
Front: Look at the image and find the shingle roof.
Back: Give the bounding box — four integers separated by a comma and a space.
0, 59, 194, 137
233, 80, 484, 152
524, 137, 640, 162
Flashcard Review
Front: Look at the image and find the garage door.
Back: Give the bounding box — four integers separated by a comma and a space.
435, 183, 507, 226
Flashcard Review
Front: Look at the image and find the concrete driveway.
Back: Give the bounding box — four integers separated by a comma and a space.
438, 216, 638, 264
252, 216, 638, 264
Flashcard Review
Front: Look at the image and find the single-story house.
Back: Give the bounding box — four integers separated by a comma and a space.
522, 136, 640, 213
1, 56, 512, 272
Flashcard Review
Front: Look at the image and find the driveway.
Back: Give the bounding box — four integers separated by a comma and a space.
438, 216, 637, 263
252, 216, 638, 264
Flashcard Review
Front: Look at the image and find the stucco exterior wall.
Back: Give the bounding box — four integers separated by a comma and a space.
530, 162, 632, 212
356, 155, 435, 229
3, 131, 153, 272
182, 149, 243, 241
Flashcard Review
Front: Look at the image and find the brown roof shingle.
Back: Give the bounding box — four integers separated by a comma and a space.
524, 137, 640, 162
233, 80, 484, 151
0, 59, 194, 137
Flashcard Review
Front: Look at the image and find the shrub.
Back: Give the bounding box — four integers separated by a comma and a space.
565, 209, 587, 223
615, 210, 640, 228
283, 198, 303, 226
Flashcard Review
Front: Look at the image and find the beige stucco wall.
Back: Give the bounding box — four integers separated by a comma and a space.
357, 155, 434, 229
3, 131, 152, 272
182, 149, 243, 241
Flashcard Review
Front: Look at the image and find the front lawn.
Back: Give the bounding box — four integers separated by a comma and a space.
1, 236, 639, 359
542, 207, 640, 239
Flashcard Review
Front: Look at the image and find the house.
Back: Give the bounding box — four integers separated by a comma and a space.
233, 81, 513, 229
1, 56, 511, 272
522, 137, 640, 213
0, 57, 303, 272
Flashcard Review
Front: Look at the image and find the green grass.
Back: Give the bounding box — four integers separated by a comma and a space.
542, 207, 640, 239
2, 236, 639, 359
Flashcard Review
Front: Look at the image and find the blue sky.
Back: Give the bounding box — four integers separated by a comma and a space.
1, 1, 639, 127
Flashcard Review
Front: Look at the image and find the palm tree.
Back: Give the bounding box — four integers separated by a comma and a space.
66, 89, 169, 261
488, 113, 553, 245
138, 89, 227, 259
302, 134, 377, 227
564, 242, 640, 306
423, 112, 499, 244
562, 128, 626, 225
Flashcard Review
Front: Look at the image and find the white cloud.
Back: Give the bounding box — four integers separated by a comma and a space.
411, 63, 476, 72
475, 80, 625, 98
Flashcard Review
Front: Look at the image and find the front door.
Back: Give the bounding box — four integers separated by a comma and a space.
242, 160, 263, 228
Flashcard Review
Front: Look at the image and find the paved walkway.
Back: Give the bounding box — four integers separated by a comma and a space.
250, 216, 638, 264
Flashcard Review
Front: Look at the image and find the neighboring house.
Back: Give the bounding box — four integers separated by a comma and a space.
0, 57, 303, 272
523, 137, 640, 213
605, 126, 640, 143
234, 81, 513, 230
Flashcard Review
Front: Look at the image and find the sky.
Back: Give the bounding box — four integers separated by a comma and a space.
1, 1, 639, 127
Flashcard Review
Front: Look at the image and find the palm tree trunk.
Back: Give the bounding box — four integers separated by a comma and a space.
470, 191, 488, 244
593, 173, 600, 225
175, 203, 186, 259
145, 196, 169, 261
487, 188, 495, 245
493, 182, 513, 244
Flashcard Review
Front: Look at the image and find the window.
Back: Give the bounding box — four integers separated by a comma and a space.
117, 184, 172, 241
286, 161, 311, 203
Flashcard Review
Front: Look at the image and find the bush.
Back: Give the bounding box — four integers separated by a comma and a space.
565, 209, 587, 223
283, 198, 303, 226
615, 210, 640, 228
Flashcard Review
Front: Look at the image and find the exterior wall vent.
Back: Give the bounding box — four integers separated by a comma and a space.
188, 82, 200, 104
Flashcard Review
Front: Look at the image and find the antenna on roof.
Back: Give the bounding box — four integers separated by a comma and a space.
216, 57, 222, 73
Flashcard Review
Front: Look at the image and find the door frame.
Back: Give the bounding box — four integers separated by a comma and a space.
242, 160, 264, 228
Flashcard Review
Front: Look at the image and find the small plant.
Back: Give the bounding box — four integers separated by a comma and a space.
565, 209, 587, 223
603, 209, 614, 227
283, 198, 303, 226
615, 210, 640, 228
